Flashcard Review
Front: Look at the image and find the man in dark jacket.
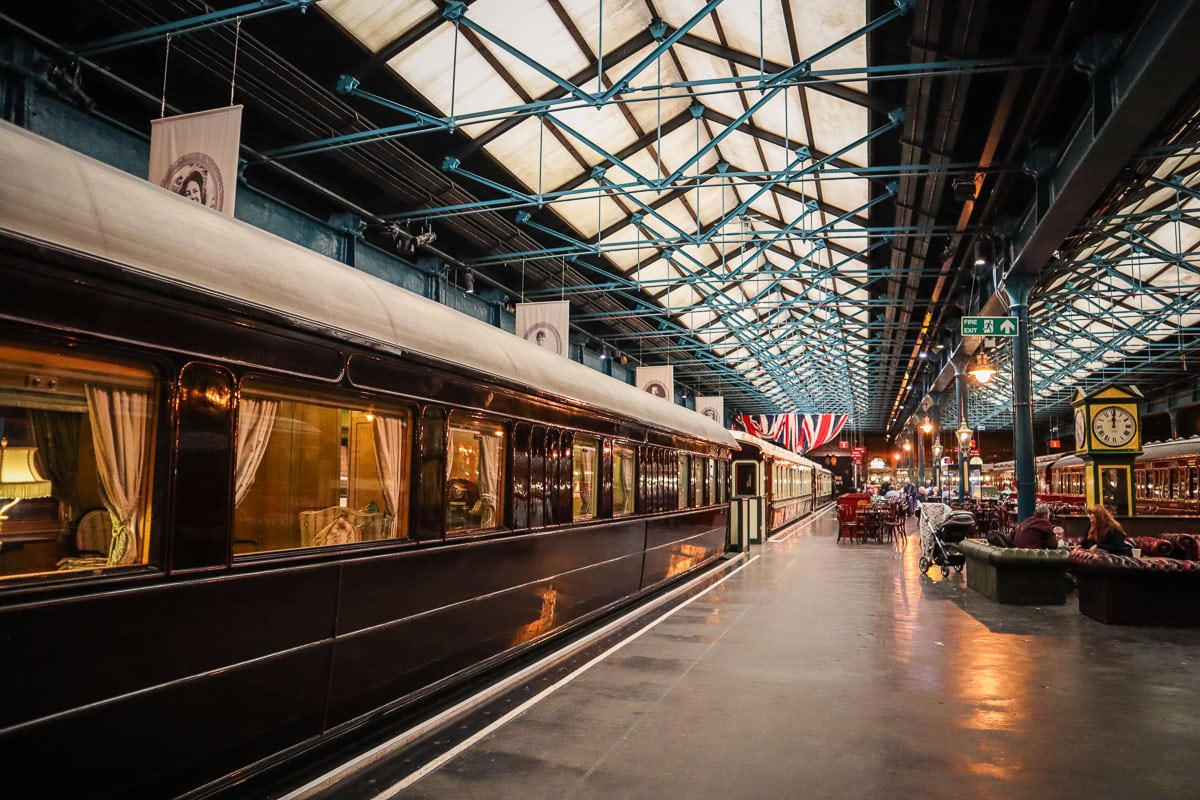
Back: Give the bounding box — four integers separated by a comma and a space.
1013, 503, 1062, 548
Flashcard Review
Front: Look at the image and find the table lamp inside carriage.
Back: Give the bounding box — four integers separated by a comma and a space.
0, 438, 53, 526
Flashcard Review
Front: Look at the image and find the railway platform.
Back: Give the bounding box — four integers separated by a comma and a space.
253, 507, 1200, 800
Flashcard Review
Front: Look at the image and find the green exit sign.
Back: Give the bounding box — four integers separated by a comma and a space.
961, 316, 1018, 336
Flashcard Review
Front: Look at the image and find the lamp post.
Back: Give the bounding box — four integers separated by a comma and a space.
931, 438, 944, 495
956, 421, 974, 501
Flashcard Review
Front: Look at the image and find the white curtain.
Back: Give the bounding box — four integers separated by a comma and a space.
578, 444, 596, 515
84, 385, 150, 566
618, 453, 634, 514
373, 415, 406, 534
234, 397, 277, 507
478, 433, 501, 528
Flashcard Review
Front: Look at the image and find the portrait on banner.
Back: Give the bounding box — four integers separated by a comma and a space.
696, 396, 724, 425
516, 301, 569, 357
636, 365, 674, 403
148, 105, 243, 217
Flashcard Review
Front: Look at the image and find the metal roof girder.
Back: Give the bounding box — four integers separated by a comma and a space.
1004, 0, 1200, 282
78, 0, 314, 56
599, 0, 728, 101
443, 4, 594, 105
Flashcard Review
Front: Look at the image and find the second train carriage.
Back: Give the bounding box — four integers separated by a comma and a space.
0, 122, 736, 798
731, 430, 832, 533
992, 436, 1200, 515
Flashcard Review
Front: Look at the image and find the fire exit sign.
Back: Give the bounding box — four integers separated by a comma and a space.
961, 316, 1017, 336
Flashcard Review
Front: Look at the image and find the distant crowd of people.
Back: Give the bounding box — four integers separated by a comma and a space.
853, 480, 1135, 557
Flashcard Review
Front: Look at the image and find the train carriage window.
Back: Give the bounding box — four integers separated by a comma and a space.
234, 379, 412, 553
573, 436, 598, 521
717, 459, 728, 503
678, 454, 690, 509
613, 443, 635, 516
446, 413, 506, 534
707, 458, 717, 505
0, 341, 158, 579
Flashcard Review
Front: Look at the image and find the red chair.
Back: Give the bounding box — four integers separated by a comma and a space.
837, 503, 866, 543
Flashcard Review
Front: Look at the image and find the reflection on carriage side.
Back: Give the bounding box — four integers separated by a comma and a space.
0, 120, 738, 799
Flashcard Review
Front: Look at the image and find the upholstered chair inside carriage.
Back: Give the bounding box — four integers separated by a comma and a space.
298, 506, 385, 548
75, 507, 112, 557
56, 507, 113, 570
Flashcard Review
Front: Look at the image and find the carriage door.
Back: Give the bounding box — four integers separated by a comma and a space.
730, 459, 765, 549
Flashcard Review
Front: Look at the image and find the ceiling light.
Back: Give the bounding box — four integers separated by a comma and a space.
973, 238, 989, 267
968, 348, 996, 383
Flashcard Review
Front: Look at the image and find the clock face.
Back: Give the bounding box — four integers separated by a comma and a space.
1074, 410, 1086, 445
1091, 405, 1136, 447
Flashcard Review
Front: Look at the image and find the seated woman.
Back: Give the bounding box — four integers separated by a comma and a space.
1078, 504, 1132, 556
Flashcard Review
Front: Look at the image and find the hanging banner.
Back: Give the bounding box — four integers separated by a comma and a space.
636, 365, 674, 402
734, 414, 802, 452
516, 300, 570, 357
695, 396, 724, 425
799, 414, 849, 453
149, 105, 243, 216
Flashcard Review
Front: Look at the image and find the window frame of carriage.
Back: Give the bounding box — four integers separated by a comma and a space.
0, 333, 166, 586
231, 375, 417, 556
226, 376, 725, 554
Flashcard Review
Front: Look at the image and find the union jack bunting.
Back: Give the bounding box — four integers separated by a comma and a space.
734, 413, 848, 454
733, 414, 803, 453
799, 414, 848, 453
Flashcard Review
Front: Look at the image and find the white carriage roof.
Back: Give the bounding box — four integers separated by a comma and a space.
732, 428, 819, 468
0, 122, 735, 449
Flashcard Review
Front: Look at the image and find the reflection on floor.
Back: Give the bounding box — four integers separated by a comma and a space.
317, 508, 1200, 800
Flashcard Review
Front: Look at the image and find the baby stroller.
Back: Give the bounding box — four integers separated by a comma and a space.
917, 503, 973, 577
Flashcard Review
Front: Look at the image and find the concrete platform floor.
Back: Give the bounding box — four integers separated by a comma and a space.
305, 507, 1200, 800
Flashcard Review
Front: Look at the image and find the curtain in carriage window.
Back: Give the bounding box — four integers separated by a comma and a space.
573, 437, 598, 520
613, 443, 635, 517
84, 385, 152, 566
27, 409, 82, 522
234, 397, 276, 507
372, 414, 408, 536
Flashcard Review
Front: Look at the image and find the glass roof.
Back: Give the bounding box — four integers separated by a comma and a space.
321, 0, 882, 421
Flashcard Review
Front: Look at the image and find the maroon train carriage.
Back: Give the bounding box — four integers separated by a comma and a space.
0, 122, 736, 798
731, 430, 833, 533
992, 437, 1200, 515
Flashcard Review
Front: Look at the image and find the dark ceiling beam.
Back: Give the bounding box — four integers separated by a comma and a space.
352, 1, 480, 79
457, 30, 657, 158
674, 33, 889, 114
1006, 0, 1200, 281
701, 108, 871, 178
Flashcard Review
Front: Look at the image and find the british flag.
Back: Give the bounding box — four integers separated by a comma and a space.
733, 413, 803, 452
735, 413, 847, 455
799, 414, 848, 454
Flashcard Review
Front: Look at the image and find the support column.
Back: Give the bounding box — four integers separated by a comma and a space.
917, 427, 926, 487
1006, 274, 1037, 521
955, 362, 970, 501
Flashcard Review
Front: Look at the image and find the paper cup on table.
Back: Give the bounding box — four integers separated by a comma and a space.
1132, 548, 1142, 558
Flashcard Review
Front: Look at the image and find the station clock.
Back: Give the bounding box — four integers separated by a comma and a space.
1070, 384, 1143, 516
